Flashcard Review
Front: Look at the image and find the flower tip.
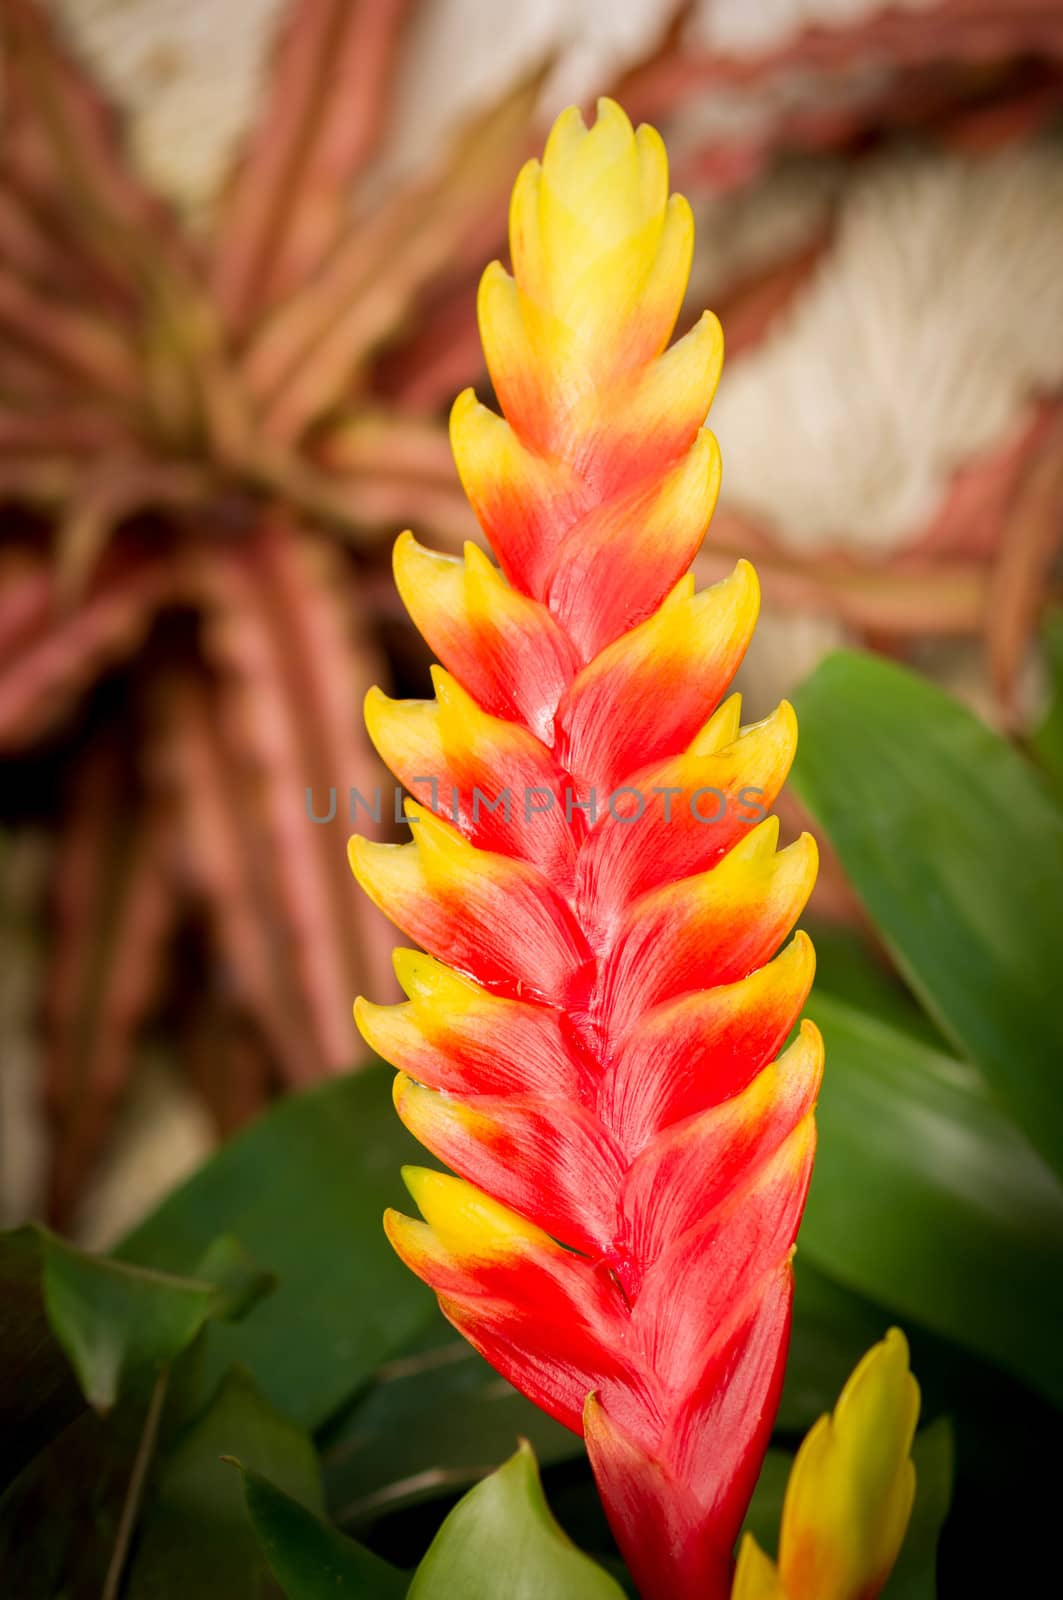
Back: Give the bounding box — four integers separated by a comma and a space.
853, 1326, 920, 1432
595, 95, 630, 131
798, 830, 820, 874
346, 832, 370, 879
347, 834, 418, 920
732, 1533, 783, 1600
774, 698, 798, 737
542, 102, 588, 166
883, 1326, 910, 1360
398, 1165, 546, 1260
383, 1205, 432, 1268
734, 556, 761, 606
462, 539, 496, 578
392, 527, 423, 592
797, 1016, 825, 1057
736, 812, 781, 862
449, 385, 478, 432
392, 946, 440, 999
696, 305, 725, 355
429, 662, 456, 703
792, 927, 816, 960
399, 1162, 437, 1207
363, 684, 393, 737
382, 1203, 410, 1239
354, 992, 404, 1062
391, 528, 423, 584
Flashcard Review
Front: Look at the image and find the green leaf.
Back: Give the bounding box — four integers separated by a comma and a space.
0, 1228, 83, 1492
792, 650, 1063, 1177
119, 1066, 436, 1427
194, 1234, 277, 1323
39, 1226, 250, 1414
407, 1442, 626, 1599
806, 922, 942, 1048
0, 1228, 273, 1591
801, 992, 1063, 1406
779, 1262, 897, 1434
321, 1322, 578, 1528
128, 1367, 322, 1598
0, 1406, 141, 1598
240, 1465, 407, 1599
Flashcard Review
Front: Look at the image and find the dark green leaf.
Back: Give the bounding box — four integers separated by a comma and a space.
39, 1227, 222, 1413
0, 1406, 139, 1598
194, 1234, 277, 1322
407, 1442, 625, 1599
0, 1227, 83, 1491
240, 1465, 407, 1599
0, 1227, 272, 1590
128, 1367, 322, 1598
801, 993, 1063, 1406
779, 1261, 895, 1434
793, 650, 1063, 1176
322, 1321, 578, 1528
119, 1066, 437, 1427
785, 1260, 1049, 1538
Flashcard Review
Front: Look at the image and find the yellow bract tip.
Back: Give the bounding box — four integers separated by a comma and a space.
406, 801, 467, 867
400, 1166, 551, 1261
688, 693, 743, 757
732, 813, 782, 863
732, 1535, 786, 1600
391, 948, 474, 1006
790, 929, 817, 981
736, 1330, 921, 1600
346, 833, 371, 878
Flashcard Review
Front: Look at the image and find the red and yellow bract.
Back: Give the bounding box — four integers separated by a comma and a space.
350, 98, 822, 1600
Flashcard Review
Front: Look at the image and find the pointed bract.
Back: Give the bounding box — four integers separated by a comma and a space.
352, 98, 822, 1600
732, 1329, 920, 1600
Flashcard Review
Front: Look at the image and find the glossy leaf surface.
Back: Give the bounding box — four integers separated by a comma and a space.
322, 1323, 575, 1527
128, 1368, 323, 1597
793, 650, 1063, 1178
241, 1464, 407, 1599
801, 993, 1063, 1406
407, 1442, 626, 1600
120, 1066, 435, 1426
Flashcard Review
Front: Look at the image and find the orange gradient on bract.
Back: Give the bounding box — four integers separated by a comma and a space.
350, 97, 819, 1600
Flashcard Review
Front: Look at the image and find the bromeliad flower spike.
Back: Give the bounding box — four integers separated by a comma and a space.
350, 99, 822, 1599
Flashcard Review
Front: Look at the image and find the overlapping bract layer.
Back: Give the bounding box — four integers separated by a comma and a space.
350, 99, 821, 1600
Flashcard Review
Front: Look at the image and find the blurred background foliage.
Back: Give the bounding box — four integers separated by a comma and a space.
1, 2, 1062, 1596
